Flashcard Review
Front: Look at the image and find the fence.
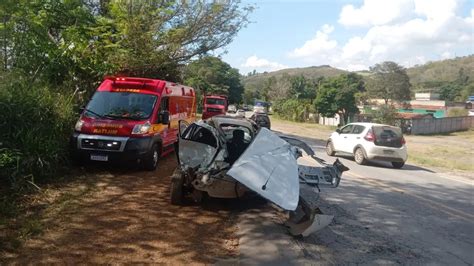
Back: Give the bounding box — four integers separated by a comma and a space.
318, 114, 340, 126
411, 116, 474, 135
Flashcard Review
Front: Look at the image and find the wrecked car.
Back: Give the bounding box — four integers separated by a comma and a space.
171, 115, 348, 237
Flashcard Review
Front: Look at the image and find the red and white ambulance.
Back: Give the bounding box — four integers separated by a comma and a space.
70, 76, 196, 170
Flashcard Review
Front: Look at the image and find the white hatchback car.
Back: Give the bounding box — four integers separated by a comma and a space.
326, 122, 408, 168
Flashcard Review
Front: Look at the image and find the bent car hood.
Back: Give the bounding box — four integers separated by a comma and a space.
227, 128, 299, 211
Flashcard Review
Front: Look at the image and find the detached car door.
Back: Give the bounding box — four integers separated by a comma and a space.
226, 128, 300, 211
178, 122, 219, 169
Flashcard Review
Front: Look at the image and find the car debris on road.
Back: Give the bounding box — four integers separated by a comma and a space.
170, 115, 349, 237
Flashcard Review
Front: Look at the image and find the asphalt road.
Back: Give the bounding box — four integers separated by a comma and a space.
265, 128, 474, 265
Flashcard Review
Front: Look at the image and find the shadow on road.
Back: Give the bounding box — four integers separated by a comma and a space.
5, 153, 264, 264
335, 154, 436, 173
264, 175, 472, 265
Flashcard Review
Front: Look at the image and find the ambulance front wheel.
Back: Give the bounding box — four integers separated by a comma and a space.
143, 143, 160, 171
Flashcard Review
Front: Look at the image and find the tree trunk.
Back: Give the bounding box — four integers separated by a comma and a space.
3, 16, 7, 70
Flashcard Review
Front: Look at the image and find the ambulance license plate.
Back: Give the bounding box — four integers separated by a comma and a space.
90, 154, 108, 161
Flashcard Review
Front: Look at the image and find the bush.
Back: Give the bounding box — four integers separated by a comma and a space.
273, 99, 315, 122
0, 73, 76, 188
372, 104, 398, 125
447, 108, 468, 117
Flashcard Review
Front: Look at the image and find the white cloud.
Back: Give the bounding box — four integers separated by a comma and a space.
289, 0, 473, 71
241, 55, 288, 72
289, 24, 338, 58
440, 51, 453, 59
414, 0, 459, 20
339, 0, 413, 27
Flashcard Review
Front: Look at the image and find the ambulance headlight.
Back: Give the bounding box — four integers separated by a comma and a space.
132, 121, 151, 134
75, 120, 84, 131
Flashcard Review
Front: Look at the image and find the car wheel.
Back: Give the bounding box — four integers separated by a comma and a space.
354, 147, 367, 165
326, 141, 335, 156
170, 168, 184, 205
143, 143, 160, 171
392, 162, 405, 169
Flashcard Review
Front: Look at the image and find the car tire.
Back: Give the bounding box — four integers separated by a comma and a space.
354, 147, 367, 165
392, 162, 405, 169
143, 143, 160, 171
326, 141, 335, 156
170, 168, 184, 205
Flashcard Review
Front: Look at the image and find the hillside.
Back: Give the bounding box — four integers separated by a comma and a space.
242, 55, 474, 94
242, 65, 347, 90
407, 55, 474, 91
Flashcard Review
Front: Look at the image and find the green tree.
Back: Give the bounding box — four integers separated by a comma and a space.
2, 1, 252, 88
273, 99, 314, 122
184, 56, 244, 104
367, 61, 411, 104
314, 73, 365, 125
288, 75, 316, 100
262, 76, 277, 102
0, 0, 252, 185
439, 84, 462, 101
105, 0, 252, 80
372, 104, 399, 125
460, 84, 474, 102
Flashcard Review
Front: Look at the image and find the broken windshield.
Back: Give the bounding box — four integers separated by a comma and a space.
181, 124, 218, 148
220, 124, 253, 142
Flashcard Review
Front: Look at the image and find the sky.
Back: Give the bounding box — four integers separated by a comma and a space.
218, 0, 474, 74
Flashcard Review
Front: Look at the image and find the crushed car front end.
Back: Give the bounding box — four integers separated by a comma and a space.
171, 116, 348, 237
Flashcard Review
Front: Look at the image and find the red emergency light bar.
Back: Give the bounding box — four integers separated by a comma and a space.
104, 76, 156, 84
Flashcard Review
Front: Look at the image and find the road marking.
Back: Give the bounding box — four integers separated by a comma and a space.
346, 171, 474, 222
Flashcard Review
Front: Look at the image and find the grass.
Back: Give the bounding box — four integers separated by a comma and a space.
406, 129, 474, 172
272, 116, 337, 130
271, 116, 336, 141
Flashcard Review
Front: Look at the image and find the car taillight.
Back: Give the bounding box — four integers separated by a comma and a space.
364, 129, 375, 142
401, 136, 406, 145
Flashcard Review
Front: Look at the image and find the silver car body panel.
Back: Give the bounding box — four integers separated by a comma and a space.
176, 117, 348, 237
178, 140, 217, 169
178, 120, 222, 170
227, 127, 300, 211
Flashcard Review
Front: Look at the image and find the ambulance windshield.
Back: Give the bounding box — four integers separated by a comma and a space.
85, 91, 157, 120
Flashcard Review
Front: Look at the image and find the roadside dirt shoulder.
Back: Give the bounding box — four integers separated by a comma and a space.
2, 157, 239, 264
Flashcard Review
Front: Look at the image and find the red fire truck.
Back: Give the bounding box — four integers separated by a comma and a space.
202, 95, 228, 119
70, 76, 196, 170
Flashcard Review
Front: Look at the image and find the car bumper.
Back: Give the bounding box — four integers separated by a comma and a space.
365, 145, 408, 162
70, 133, 154, 162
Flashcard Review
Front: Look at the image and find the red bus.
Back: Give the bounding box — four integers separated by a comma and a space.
70, 76, 196, 170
